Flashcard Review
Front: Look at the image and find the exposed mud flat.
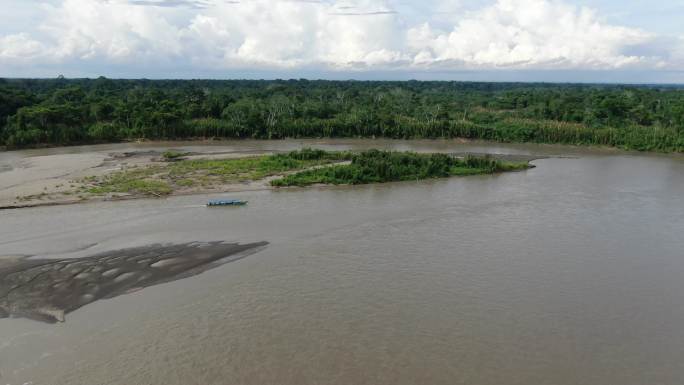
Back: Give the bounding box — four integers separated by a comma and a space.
0, 241, 267, 323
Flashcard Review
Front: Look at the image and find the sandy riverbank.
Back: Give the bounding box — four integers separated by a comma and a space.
0, 142, 543, 210
0, 149, 288, 209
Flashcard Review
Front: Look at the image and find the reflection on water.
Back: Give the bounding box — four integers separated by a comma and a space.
0, 140, 683, 385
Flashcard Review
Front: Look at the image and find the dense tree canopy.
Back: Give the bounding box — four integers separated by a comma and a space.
1, 78, 682, 151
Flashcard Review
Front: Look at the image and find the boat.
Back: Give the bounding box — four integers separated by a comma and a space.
207, 199, 248, 207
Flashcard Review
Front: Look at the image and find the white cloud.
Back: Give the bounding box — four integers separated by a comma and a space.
181, 0, 405, 68
407, 0, 653, 69
673, 36, 684, 66
0, 0, 680, 75
42, 0, 183, 61
0, 34, 45, 60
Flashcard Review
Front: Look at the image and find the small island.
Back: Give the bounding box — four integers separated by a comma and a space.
2, 148, 533, 209
82, 149, 531, 197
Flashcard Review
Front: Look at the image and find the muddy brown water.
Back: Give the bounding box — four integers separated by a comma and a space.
1, 139, 684, 385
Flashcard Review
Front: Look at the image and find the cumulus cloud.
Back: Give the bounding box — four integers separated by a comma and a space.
42, 0, 184, 60
0, 0, 680, 75
125, 0, 214, 8
407, 0, 654, 69
0, 34, 46, 60
180, 0, 407, 68
670, 36, 684, 67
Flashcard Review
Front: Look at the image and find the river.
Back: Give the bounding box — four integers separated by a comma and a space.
1, 139, 683, 385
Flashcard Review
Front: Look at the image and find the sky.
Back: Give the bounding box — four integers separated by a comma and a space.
1, 0, 683, 83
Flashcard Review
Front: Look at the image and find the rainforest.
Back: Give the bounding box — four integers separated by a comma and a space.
1, 78, 683, 152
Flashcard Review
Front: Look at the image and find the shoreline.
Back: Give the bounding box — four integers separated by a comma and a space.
0, 147, 542, 210
0, 177, 286, 210
1, 136, 677, 155
0, 164, 536, 211
3, 132, 684, 156
0, 150, 287, 210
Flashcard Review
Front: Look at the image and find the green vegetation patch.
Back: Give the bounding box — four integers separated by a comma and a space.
176, 178, 195, 187
86, 167, 172, 196
83, 149, 351, 196
162, 150, 189, 161
271, 150, 529, 187
166, 148, 350, 182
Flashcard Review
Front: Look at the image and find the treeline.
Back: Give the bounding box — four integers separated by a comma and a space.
1, 77, 683, 151
271, 149, 529, 187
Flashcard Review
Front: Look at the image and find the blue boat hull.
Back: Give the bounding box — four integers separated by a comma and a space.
207, 200, 248, 207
